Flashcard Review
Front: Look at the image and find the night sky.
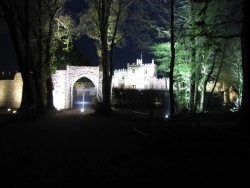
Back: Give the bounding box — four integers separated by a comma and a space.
0, 30, 18, 71
66, 0, 153, 69
0, 1, 153, 72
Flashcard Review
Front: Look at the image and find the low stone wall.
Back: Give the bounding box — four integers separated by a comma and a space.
0, 73, 23, 109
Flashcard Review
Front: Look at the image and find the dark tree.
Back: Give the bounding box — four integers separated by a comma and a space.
239, 0, 250, 126
0, 0, 36, 109
78, 0, 135, 115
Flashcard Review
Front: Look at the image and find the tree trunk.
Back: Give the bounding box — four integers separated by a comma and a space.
169, 0, 175, 120
98, 0, 112, 114
1, 0, 35, 108
189, 46, 196, 114
44, 13, 56, 110
32, 0, 45, 114
206, 42, 225, 112
202, 50, 217, 112
239, 0, 250, 127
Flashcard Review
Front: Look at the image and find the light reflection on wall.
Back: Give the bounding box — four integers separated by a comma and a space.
53, 90, 65, 110
52, 70, 66, 110
113, 58, 166, 90
13, 73, 23, 106
0, 73, 22, 108
0, 71, 66, 110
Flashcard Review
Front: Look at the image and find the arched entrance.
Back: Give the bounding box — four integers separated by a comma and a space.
72, 77, 96, 109
52, 65, 102, 110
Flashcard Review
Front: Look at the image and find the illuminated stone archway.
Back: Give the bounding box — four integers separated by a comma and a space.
52, 65, 102, 110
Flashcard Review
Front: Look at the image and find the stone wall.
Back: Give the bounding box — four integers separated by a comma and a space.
52, 65, 101, 110
52, 70, 67, 110
0, 73, 23, 109
0, 69, 229, 110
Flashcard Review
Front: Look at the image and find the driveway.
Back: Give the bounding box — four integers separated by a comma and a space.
1, 108, 249, 187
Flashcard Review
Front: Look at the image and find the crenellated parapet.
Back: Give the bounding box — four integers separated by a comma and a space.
112, 58, 168, 90
115, 68, 128, 73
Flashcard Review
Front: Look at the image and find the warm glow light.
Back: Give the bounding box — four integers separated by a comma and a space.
0, 73, 23, 109
113, 58, 166, 90
53, 90, 65, 110
81, 108, 84, 112
13, 110, 16, 114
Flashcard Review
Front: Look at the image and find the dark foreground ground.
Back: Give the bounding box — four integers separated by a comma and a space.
0, 107, 249, 187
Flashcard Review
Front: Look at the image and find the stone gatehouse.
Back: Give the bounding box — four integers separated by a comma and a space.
52, 65, 102, 110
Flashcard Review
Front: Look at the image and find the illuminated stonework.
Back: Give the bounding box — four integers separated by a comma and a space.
52, 59, 168, 110
112, 58, 167, 90
0, 72, 23, 109
52, 65, 102, 110
1, 62, 231, 111
0, 60, 167, 110
0, 67, 102, 110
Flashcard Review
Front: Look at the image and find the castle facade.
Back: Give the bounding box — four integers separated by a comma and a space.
112, 58, 167, 90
